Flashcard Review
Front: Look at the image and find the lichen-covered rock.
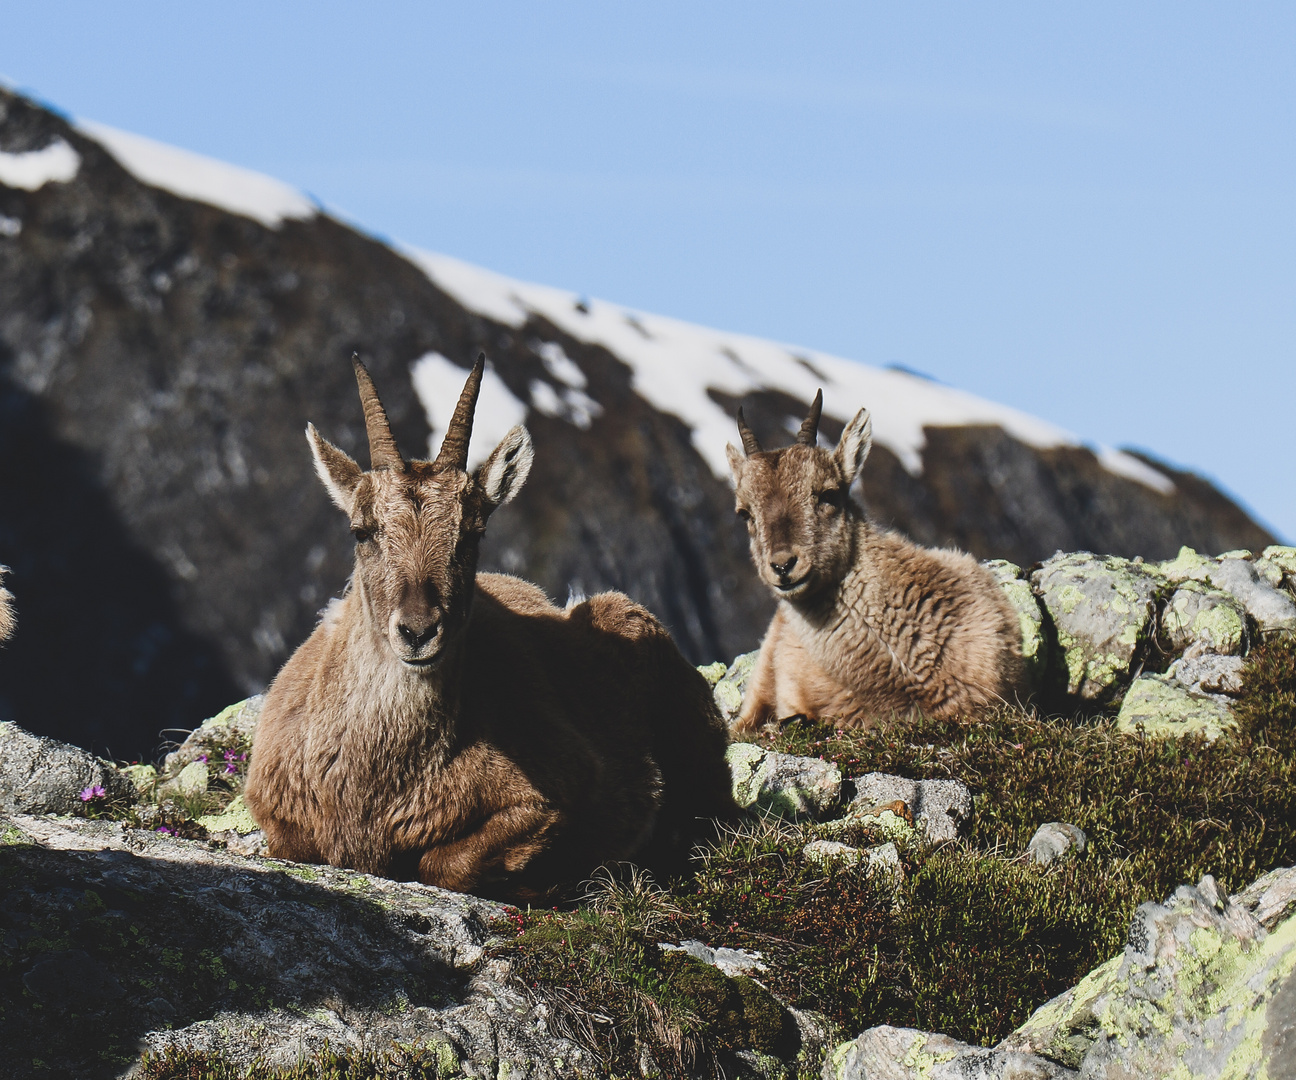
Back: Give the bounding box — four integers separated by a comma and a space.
823, 1024, 1072, 1079
1158, 547, 1296, 635
726, 743, 843, 821
1207, 556, 1296, 634
1077, 875, 1294, 1077
1160, 580, 1249, 657
1261, 545, 1296, 578
1115, 674, 1237, 742
197, 794, 260, 836
983, 559, 1049, 690
0, 812, 582, 1079
160, 759, 210, 799
847, 774, 972, 844
1027, 822, 1087, 867
1030, 552, 1163, 701
1001, 872, 1296, 1078
659, 939, 769, 977
804, 839, 863, 870
712, 651, 759, 725
0, 720, 135, 815
1233, 865, 1296, 930
163, 696, 263, 772
1169, 653, 1246, 697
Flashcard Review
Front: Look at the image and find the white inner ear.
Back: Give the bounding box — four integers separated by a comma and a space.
307, 425, 361, 512
479, 424, 534, 507
836, 408, 873, 483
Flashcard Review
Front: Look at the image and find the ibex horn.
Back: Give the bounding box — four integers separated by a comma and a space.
434, 353, 486, 470
796, 389, 823, 446
736, 407, 762, 455
352, 354, 404, 471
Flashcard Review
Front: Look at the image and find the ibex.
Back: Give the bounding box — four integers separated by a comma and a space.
0, 566, 14, 643
245, 356, 733, 901
726, 393, 1025, 730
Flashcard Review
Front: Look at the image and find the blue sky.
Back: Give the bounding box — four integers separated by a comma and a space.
3, 2, 1293, 540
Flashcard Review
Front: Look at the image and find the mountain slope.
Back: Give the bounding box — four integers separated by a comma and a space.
0, 88, 1274, 758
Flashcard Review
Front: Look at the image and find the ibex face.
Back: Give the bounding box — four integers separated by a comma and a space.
309, 356, 532, 670
726, 391, 873, 604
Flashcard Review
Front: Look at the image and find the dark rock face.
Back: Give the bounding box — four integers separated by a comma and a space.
0, 89, 1274, 759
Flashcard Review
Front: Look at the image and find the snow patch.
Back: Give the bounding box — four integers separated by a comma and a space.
410, 352, 529, 469
0, 138, 80, 191
77, 121, 315, 228
1096, 447, 1175, 495
408, 248, 1174, 494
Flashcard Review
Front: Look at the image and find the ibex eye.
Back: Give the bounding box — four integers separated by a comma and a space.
736, 507, 751, 522
816, 488, 844, 509
351, 526, 373, 544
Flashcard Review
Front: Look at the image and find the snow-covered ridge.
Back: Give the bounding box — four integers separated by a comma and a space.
404, 248, 1175, 495
76, 121, 316, 229
0, 138, 80, 191
25, 115, 1171, 495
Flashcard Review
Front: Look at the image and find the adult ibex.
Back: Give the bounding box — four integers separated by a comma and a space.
245, 356, 733, 901
726, 392, 1025, 730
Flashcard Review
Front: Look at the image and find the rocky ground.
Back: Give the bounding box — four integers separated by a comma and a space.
1, 542, 1294, 1078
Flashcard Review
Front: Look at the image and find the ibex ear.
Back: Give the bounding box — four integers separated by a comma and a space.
834, 408, 873, 483
725, 442, 745, 479
307, 424, 363, 512
477, 424, 534, 514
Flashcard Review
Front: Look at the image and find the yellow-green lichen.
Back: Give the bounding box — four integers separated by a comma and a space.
197, 795, 259, 835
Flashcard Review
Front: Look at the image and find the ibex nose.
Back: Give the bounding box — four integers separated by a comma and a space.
770, 554, 798, 578
397, 618, 439, 651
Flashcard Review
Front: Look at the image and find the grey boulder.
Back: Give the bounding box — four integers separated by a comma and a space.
823, 1024, 1072, 1079
0, 813, 583, 1079
1030, 553, 1163, 701
0, 720, 135, 815
726, 743, 844, 821
1027, 823, 1087, 866
847, 774, 972, 844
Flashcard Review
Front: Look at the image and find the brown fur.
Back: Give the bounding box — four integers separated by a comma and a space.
727, 397, 1025, 731
0, 566, 14, 643
244, 357, 732, 902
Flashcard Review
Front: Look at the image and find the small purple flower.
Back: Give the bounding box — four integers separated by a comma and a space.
79, 785, 107, 802
197, 753, 209, 763
223, 749, 243, 774
155, 825, 175, 835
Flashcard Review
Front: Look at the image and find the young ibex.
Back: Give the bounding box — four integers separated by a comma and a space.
0, 566, 14, 643
245, 356, 733, 901
727, 393, 1025, 730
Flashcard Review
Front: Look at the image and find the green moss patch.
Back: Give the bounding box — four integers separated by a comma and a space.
140, 1042, 460, 1080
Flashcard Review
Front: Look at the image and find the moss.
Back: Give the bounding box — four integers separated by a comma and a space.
140, 1042, 464, 1079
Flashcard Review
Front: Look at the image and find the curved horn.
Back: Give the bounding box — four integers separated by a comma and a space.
434, 353, 486, 470
796, 389, 823, 445
736, 407, 762, 455
352, 354, 404, 471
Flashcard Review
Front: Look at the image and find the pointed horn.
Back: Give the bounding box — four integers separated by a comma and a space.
352, 354, 404, 471
434, 353, 486, 470
736, 407, 762, 455
796, 389, 823, 445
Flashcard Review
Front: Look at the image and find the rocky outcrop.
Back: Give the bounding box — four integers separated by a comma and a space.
0, 719, 135, 815
0, 86, 1278, 761
825, 867, 1296, 1080
0, 812, 582, 1080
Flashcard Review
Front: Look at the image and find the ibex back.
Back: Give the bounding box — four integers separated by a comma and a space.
727, 393, 1025, 730
245, 356, 734, 901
